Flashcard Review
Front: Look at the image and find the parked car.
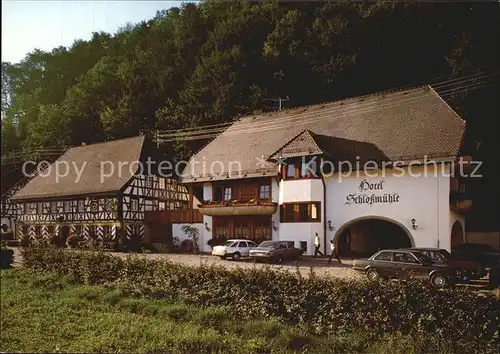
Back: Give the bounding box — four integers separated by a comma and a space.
249, 240, 303, 264
451, 243, 500, 268
353, 249, 456, 288
211, 239, 258, 261
489, 264, 500, 287
406, 247, 487, 280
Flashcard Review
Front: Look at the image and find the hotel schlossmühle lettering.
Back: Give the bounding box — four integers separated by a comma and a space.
345, 179, 400, 206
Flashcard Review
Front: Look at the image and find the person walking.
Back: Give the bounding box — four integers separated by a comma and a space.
314, 233, 323, 257
328, 239, 342, 264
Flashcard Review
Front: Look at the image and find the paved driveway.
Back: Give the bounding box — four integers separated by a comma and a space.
11, 247, 361, 280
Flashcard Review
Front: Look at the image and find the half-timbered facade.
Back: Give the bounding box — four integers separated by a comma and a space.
11, 136, 189, 243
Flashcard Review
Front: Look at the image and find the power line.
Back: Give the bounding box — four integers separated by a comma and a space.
154, 71, 497, 143
156, 78, 497, 143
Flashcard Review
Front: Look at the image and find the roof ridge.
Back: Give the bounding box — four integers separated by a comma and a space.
69, 135, 145, 151
236, 85, 431, 122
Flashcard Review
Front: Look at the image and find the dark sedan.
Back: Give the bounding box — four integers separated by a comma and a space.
406, 247, 486, 280
452, 243, 500, 268
353, 249, 456, 288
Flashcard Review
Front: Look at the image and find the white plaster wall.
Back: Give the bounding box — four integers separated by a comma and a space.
172, 223, 206, 251
279, 178, 325, 254
201, 182, 213, 252
271, 177, 280, 241
322, 165, 453, 251
278, 223, 323, 255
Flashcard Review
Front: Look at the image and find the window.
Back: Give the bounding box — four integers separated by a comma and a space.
259, 184, 270, 200
64, 201, 72, 212
159, 202, 166, 210
37, 202, 43, 214
214, 218, 230, 240
103, 225, 112, 238
283, 158, 319, 179
43, 202, 50, 214
254, 217, 272, 240
145, 176, 153, 188
130, 199, 138, 211
88, 225, 97, 237
51, 202, 57, 214
404, 253, 420, 264
78, 200, 85, 212
393, 252, 406, 263
29, 203, 37, 214
159, 178, 166, 189
374, 251, 392, 261
234, 218, 250, 238
280, 202, 321, 222
223, 187, 232, 201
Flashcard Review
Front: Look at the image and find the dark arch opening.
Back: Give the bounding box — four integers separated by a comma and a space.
451, 221, 464, 250
336, 218, 412, 258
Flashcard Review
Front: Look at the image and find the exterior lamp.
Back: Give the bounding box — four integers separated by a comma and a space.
272, 220, 278, 231
411, 218, 418, 230
204, 222, 211, 232
328, 220, 334, 231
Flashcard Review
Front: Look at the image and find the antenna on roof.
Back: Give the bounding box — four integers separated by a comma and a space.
264, 96, 290, 111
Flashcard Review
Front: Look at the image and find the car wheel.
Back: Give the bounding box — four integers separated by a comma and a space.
276, 256, 283, 264
233, 252, 241, 261
366, 268, 380, 281
219, 256, 226, 260
430, 273, 448, 288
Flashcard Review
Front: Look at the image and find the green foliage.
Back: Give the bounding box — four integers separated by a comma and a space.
21, 246, 500, 349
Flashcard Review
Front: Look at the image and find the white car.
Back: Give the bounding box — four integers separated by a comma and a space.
211, 239, 258, 261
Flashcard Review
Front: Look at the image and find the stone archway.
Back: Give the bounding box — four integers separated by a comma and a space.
451, 221, 464, 250
334, 216, 414, 258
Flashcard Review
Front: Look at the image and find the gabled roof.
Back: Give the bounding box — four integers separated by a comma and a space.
269, 130, 324, 159
11, 136, 145, 201
181, 86, 466, 182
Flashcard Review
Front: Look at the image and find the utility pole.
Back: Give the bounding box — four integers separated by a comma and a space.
265, 96, 290, 111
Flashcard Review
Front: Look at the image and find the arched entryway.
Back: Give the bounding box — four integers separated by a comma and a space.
334, 217, 413, 258
451, 221, 464, 250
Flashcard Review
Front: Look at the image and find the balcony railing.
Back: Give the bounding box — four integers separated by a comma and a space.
198, 199, 278, 216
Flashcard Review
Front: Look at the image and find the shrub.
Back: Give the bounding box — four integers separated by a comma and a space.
1, 243, 14, 268
21, 246, 500, 346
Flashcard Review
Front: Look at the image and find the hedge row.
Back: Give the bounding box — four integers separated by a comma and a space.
22, 246, 499, 345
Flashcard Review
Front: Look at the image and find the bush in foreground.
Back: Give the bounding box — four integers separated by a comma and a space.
22, 246, 499, 347
1, 243, 14, 268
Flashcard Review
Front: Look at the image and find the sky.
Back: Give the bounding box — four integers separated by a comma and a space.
2, 0, 188, 63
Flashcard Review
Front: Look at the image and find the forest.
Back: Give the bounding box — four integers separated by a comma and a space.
1, 0, 499, 230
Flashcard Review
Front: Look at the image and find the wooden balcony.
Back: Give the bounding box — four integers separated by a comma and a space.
145, 209, 203, 224
198, 200, 278, 216
450, 191, 472, 214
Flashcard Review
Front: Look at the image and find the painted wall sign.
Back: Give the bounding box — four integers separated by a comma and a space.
345, 179, 400, 206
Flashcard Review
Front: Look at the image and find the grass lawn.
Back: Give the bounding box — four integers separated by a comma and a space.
0, 269, 489, 353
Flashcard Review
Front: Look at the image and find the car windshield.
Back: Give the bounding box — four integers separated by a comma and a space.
258, 241, 276, 248
221, 241, 235, 246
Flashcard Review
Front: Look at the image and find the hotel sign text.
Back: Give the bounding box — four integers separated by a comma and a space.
345, 179, 400, 206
